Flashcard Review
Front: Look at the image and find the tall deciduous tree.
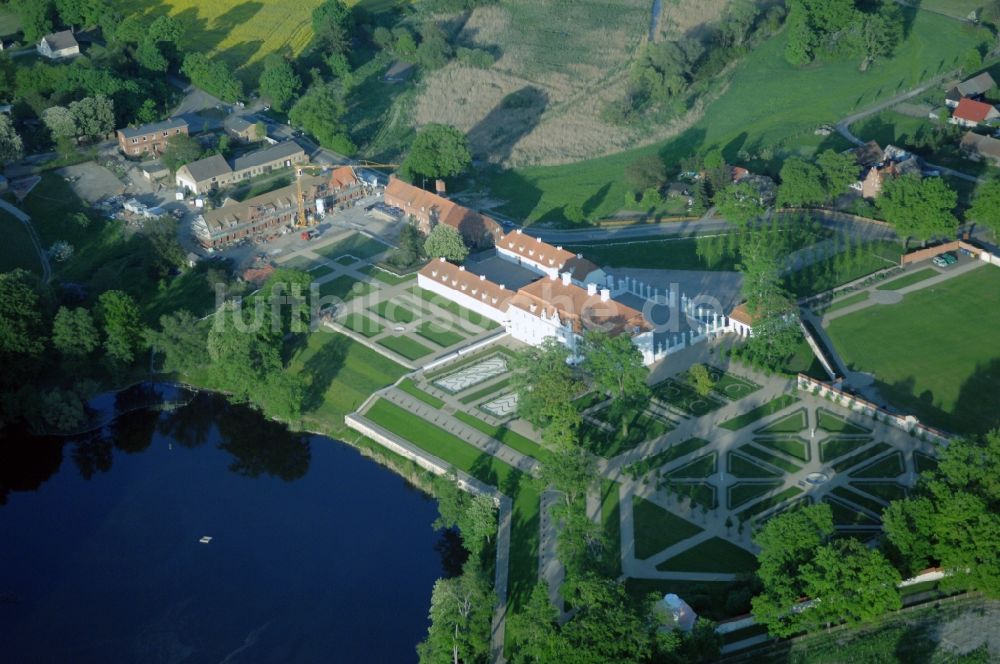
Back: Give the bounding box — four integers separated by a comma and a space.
0, 114, 24, 164
423, 224, 468, 262
624, 154, 667, 194
815, 149, 859, 200
69, 95, 114, 139
751, 503, 835, 635
716, 181, 766, 225
258, 55, 301, 113
311, 0, 353, 54
968, 179, 1000, 239
877, 175, 958, 245
147, 310, 208, 374
507, 583, 562, 664
739, 240, 801, 367
182, 53, 243, 102
510, 339, 583, 445
417, 567, 495, 664
0, 269, 46, 361
98, 290, 143, 364
777, 157, 826, 208
52, 307, 99, 357
12, 0, 55, 43
581, 330, 650, 438
42, 105, 76, 139
160, 133, 203, 172
402, 124, 471, 182
288, 83, 354, 154
884, 430, 1000, 596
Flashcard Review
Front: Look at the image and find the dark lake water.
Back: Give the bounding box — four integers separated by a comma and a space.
0, 388, 449, 663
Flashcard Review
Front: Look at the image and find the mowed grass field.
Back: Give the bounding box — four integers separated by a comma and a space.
124, 0, 405, 81
484, 8, 972, 223
827, 266, 1000, 435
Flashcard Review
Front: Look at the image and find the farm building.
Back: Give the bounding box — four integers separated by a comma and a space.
384, 176, 502, 248
945, 72, 996, 107
960, 131, 1000, 165
225, 116, 261, 142
175, 141, 307, 194
37, 30, 79, 59
950, 98, 1000, 128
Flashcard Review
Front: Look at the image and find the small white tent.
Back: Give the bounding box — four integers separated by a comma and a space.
656, 593, 697, 632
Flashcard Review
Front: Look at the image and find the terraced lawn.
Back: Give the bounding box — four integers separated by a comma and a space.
377, 335, 434, 361
339, 313, 384, 338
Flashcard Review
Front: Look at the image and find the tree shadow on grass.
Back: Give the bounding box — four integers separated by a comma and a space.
951, 357, 1000, 436
300, 333, 350, 413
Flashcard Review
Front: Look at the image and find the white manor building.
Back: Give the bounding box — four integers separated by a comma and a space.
417, 227, 757, 366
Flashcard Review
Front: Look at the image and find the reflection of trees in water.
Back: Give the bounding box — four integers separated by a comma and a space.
215, 400, 311, 482
112, 408, 158, 454
0, 434, 64, 505
156, 393, 218, 449
434, 528, 469, 579
72, 434, 114, 480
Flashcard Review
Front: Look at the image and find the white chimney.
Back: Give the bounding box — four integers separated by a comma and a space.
600, 288, 610, 302
548, 273, 557, 281
459, 266, 465, 271
587, 283, 597, 295
480, 274, 486, 280
516, 228, 523, 235
439, 257, 446, 262
561, 272, 571, 286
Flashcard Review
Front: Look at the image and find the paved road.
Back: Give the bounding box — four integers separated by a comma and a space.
834, 69, 984, 184
0, 199, 50, 282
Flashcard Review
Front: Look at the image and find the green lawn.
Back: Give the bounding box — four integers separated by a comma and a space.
663, 481, 717, 510
601, 480, 622, 577
914, 450, 938, 474
831, 442, 892, 473
816, 409, 871, 435
664, 452, 717, 479
398, 378, 445, 408
632, 496, 702, 559
365, 399, 541, 610
876, 268, 938, 291
334, 255, 357, 266
377, 334, 434, 360
653, 379, 726, 417
738, 487, 804, 521
0, 211, 41, 275
368, 299, 416, 323
850, 452, 905, 479
825, 497, 880, 527
625, 437, 710, 478
739, 444, 802, 474
819, 437, 873, 463
314, 233, 388, 261
754, 409, 807, 434
818, 291, 869, 315
290, 331, 407, 430
720, 395, 799, 431
656, 537, 759, 574
581, 409, 674, 458
851, 481, 907, 504
708, 368, 761, 401
481, 9, 970, 224
414, 320, 467, 347
318, 275, 376, 301
339, 313, 384, 338
728, 481, 783, 510
755, 436, 810, 462
826, 267, 1000, 434
453, 411, 552, 464
831, 486, 887, 515
727, 452, 782, 479
362, 264, 417, 285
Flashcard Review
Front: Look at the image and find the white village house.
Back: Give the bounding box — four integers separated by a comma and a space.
37, 30, 80, 59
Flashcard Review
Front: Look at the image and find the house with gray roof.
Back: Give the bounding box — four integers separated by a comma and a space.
174, 141, 307, 194
946, 72, 996, 108
225, 115, 261, 142
37, 30, 79, 59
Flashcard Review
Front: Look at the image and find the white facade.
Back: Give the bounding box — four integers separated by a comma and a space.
416, 271, 509, 324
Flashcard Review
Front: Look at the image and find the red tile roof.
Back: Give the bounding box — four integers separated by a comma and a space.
329, 166, 359, 190
496, 230, 576, 271
509, 276, 652, 336
953, 97, 998, 123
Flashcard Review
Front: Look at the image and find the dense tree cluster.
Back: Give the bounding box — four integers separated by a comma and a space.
423, 224, 468, 263
400, 123, 471, 182
738, 239, 803, 368
181, 53, 244, 103
784, 0, 904, 69
776, 150, 858, 208
289, 83, 355, 154
877, 174, 958, 245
